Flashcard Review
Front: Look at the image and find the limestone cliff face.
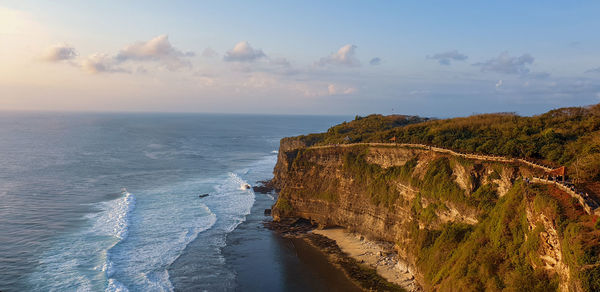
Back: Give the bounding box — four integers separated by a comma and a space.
273, 140, 520, 238
272, 139, 578, 291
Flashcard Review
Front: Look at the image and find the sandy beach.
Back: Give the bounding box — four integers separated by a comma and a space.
312, 228, 421, 292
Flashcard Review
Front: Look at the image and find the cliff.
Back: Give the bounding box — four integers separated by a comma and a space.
272, 140, 600, 291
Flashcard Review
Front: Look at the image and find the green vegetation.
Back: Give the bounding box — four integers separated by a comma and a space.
276, 103, 600, 290
418, 158, 465, 205
489, 169, 501, 180
341, 147, 417, 208
286, 149, 339, 202
296, 114, 429, 145
274, 196, 293, 214
297, 104, 600, 181
405, 181, 600, 291
410, 182, 559, 291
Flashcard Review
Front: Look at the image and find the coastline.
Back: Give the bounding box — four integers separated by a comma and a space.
267, 217, 410, 291
222, 183, 361, 291
311, 228, 421, 292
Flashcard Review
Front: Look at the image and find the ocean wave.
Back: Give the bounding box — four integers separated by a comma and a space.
28, 153, 273, 291
103, 189, 217, 291
100, 191, 136, 283
106, 278, 129, 292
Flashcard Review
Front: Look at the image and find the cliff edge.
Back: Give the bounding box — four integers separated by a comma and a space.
272, 139, 600, 291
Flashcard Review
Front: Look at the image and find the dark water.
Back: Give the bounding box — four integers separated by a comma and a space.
220, 190, 362, 292
0, 112, 349, 291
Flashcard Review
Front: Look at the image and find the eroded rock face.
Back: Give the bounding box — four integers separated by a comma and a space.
525, 203, 571, 291
271, 140, 572, 290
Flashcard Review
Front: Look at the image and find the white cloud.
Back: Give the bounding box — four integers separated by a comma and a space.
328, 84, 357, 95
41, 44, 77, 62
317, 44, 360, 67
223, 41, 266, 62
427, 50, 468, 65
115, 34, 194, 70
474, 52, 534, 75
82, 53, 127, 74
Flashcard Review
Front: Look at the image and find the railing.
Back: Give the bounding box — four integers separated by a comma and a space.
530, 177, 599, 216
303, 142, 600, 216
308, 142, 553, 171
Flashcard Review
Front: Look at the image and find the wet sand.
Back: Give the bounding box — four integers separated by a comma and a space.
313, 228, 420, 291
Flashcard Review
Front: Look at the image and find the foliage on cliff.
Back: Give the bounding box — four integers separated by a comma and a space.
406, 180, 600, 291
412, 182, 557, 291
276, 145, 600, 290
297, 104, 600, 181
295, 114, 429, 146
341, 147, 416, 208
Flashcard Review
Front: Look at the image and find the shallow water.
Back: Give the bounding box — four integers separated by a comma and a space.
221, 190, 362, 292
0, 112, 347, 291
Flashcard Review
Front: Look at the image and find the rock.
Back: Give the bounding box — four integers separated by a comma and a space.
252, 180, 276, 193
264, 208, 272, 216
199, 193, 209, 198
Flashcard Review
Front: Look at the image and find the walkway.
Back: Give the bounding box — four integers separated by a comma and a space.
302, 142, 598, 216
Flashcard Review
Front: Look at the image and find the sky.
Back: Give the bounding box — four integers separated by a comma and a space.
1, 1, 600, 117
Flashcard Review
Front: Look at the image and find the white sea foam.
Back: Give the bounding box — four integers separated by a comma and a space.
216, 173, 256, 227
28, 154, 274, 291
271, 150, 278, 154
103, 186, 217, 291
106, 278, 129, 292
98, 192, 136, 291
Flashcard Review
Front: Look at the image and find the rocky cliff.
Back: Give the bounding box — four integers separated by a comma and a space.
272, 138, 600, 291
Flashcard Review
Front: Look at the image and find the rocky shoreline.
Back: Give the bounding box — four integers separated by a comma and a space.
265, 217, 411, 291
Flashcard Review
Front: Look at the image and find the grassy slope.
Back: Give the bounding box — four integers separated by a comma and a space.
296, 104, 600, 181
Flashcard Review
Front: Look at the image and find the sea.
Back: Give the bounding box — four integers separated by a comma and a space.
0, 112, 351, 291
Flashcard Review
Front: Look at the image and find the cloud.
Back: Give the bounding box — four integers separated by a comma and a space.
82, 53, 128, 74
115, 34, 194, 70
202, 47, 218, 58
474, 52, 534, 74
369, 57, 381, 66
317, 44, 360, 67
427, 50, 467, 65
41, 44, 78, 62
270, 57, 291, 67
327, 84, 357, 95
586, 67, 600, 74
223, 41, 266, 62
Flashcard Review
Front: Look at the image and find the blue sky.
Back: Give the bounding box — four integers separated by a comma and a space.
1, 1, 600, 117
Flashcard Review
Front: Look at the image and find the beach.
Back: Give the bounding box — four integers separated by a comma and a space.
312, 228, 421, 291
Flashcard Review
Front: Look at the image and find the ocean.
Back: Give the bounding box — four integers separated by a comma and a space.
0, 112, 348, 291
